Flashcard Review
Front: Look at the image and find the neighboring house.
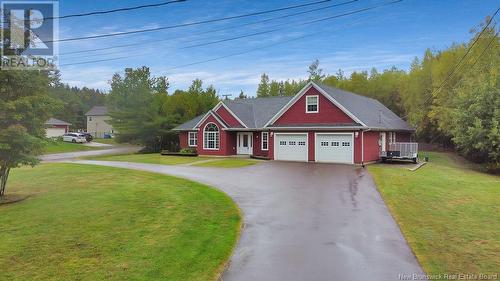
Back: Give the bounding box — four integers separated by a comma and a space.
45, 118, 71, 137
174, 82, 415, 165
85, 106, 114, 138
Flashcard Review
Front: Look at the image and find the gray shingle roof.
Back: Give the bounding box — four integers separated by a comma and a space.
45, 118, 71, 126
223, 96, 292, 128
173, 114, 205, 131
174, 82, 413, 132
314, 83, 414, 131
85, 106, 108, 116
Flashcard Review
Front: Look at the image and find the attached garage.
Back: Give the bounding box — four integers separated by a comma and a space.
315, 133, 354, 164
274, 133, 308, 162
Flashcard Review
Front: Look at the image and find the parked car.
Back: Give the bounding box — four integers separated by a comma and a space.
63, 133, 86, 143
81, 132, 93, 142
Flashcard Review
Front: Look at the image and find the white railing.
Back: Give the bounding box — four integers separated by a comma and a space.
381, 142, 418, 158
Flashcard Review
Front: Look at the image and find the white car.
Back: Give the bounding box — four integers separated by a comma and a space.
63, 133, 87, 143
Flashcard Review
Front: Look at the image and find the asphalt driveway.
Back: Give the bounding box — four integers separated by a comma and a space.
72, 160, 425, 281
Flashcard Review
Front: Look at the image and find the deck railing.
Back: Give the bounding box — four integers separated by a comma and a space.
381, 142, 419, 158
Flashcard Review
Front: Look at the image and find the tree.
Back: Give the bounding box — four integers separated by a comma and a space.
307, 59, 325, 81
106, 67, 170, 149
256, 73, 270, 97
237, 90, 247, 99
0, 70, 57, 196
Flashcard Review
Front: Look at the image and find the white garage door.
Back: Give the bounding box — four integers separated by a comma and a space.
315, 133, 354, 164
46, 128, 66, 138
274, 133, 308, 162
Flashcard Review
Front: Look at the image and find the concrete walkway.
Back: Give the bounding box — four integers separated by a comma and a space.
70, 159, 426, 281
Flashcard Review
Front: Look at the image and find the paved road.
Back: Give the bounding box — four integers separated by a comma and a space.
40, 145, 139, 162
71, 160, 425, 281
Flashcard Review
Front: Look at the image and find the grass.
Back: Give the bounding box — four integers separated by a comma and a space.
44, 140, 105, 154
92, 138, 117, 145
0, 163, 241, 281
87, 153, 259, 168
368, 151, 499, 276
193, 158, 258, 168
86, 153, 213, 165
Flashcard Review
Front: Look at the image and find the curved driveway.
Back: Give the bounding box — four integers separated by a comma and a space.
72, 160, 425, 281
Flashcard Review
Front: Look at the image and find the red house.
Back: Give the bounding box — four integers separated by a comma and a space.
174, 82, 416, 165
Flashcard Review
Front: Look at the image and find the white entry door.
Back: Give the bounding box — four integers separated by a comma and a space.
315, 133, 354, 164
274, 133, 308, 162
379, 132, 386, 152
237, 132, 253, 155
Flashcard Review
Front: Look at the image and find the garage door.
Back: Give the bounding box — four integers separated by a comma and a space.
274, 133, 308, 162
46, 128, 66, 138
315, 133, 354, 164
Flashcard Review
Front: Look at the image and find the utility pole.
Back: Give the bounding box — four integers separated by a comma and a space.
221, 94, 232, 100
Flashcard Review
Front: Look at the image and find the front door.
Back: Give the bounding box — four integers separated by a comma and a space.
237, 132, 253, 155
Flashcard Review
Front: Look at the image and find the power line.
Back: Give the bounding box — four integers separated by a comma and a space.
389, 7, 499, 121
51, 0, 332, 43
0, 0, 186, 24
59, 0, 401, 67
60, 0, 358, 56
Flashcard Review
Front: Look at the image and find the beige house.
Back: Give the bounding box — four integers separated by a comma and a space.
85, 106, 114, 138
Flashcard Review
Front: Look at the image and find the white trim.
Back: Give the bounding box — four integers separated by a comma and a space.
305, 95, 319, 113
213, 101, 248, 128
261, 131, 269, 151
267, 126, 364, 131
237, 132, 253, 155
194, 110, 228, 129
188, 131, 198, 147
314, 132, 355, 164
203, 122, 220, 150
273, 132, 309, 162
264, 81, 367, 127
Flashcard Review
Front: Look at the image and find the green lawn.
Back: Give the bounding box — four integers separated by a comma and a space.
92, 138, 117, 145
368, 151, 499, 276
0, 164, 241, 281
193, 158, 258, 168
87, 153, 212, 165
87, 153, 258, 168
44, 140, 105, 154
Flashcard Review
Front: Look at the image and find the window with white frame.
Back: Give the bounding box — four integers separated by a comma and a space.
389, 132, 397, 143
188, 132, 198, 147
261, 132, 269, 151
203, 123, 219, 150
306, 95, 319, 113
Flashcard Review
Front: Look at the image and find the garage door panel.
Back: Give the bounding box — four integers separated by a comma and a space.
274, 134, 308, 162
46, 128, 66, 138
315, 134, 353, 164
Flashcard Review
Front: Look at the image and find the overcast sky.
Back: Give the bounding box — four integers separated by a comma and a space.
56, 0, 498, 96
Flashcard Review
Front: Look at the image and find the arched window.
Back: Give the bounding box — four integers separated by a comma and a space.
203, 123, 219, 150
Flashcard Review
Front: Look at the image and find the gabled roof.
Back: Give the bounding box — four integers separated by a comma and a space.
174, 82, 414, 132
223, 96, 292, 128
314, 83, 413, 131
85, 106, 108, 116
45, 118, 71, 126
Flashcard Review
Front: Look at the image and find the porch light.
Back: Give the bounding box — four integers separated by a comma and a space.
355, 132, 359, 138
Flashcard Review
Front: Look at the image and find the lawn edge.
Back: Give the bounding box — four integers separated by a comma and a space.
367, 166, 429, 275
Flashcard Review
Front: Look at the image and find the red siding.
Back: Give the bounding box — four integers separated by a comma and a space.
253, 132, 270, 158
308, 132, 315, 161
396, 132, 411, 142
361, 131, 380, 163
273, 87, 355, 125
179, 131, 189, 149
197, 115, 236, 156
215, 106, 244, 128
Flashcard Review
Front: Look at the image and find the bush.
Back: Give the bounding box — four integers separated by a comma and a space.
180, 148, 197, 154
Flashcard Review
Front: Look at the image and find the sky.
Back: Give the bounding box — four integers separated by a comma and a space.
55, 0, 499, 96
